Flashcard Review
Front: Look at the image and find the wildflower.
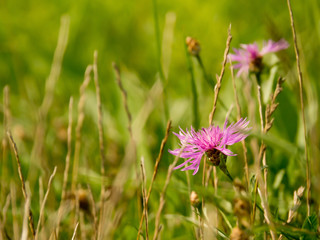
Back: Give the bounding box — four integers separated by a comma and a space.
229, 39, 289, 77
169, 118, 250, 175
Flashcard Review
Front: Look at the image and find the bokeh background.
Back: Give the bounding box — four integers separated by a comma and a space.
0, 0, 319, 239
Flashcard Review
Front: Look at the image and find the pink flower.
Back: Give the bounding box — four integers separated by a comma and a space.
229, 39, 289, 77
169, 118, 250, 175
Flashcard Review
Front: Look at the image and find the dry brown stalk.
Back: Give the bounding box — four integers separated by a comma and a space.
72, 65, 92, 191
286, 0, 310, 216
71, 222, 79, 240
21, 183, 31, 240
256, 85, 267, 200
0, 193, 10, 238
39, 177, 44, 228
153, 145, 186, 240
7, 131, 36, 238
136, 120, 171, 240
140, 158, 149, 240
93, 51, 107, 240
10, 182, 19, 240
35, 166, 57, 240
209, 24, 232, 125
202, 25, 232, 237
253, 77, 285, 230
56, 97, 74, 238
205, 24, 232, 185
113, 62, 133, 137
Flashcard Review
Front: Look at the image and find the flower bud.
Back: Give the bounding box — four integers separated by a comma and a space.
186, 36, 201, 56
190, 191, 200, 207
230, 227, 249, 240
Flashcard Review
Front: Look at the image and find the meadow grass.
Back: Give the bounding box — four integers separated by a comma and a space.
0, 0, 320, 239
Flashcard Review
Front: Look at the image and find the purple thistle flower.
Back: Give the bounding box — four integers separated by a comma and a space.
229, 39, 289, 77
169, 118, 250, 175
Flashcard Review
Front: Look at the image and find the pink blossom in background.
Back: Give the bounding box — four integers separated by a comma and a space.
169, 118, 251, 175
229, 39, 289, 77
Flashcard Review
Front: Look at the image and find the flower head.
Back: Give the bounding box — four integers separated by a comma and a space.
229, 39, 289, 77
169, 118, 250, 175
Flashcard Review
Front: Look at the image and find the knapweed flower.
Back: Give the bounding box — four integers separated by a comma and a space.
169, 118, 250, 175
229, 39, 289, 77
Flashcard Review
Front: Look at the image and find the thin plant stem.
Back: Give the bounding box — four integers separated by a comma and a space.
71, 65, 92, 191
56, 97, 73, 238
113, 63, 133, 138
152, 0, 169, 121
87, 185, 98, 240
230, 59, 249, 189
1, 85, 10, 199
140, 158, 149, 240
71, 222, 79, 240
153, 145, 186, 240
10, 182, 19, 240
7, 131, 36, 238
137, 120, 171, 240
257, 84, 268, 200
21, 182, 31, 240
185, 40, 199, 130
31, 16, 70, 171
35, 166, 57, 240
0, 193, 10, 237
195, 54, 215, 89
286, 0, 310, 216
209, 24, 232, 125
93, 51, 107, 240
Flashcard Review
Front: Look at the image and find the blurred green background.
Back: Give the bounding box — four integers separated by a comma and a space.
0, 0, 319, 238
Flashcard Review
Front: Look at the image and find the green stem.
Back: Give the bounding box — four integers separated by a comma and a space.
152, 0, 169, 121
185, 42, 200, 130
196, 55, 215, 89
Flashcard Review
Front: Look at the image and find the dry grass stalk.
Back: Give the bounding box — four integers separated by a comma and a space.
71, 222, 79, 240
201, 25, 232, 238
137, 120, 171, 240
140, 157, 149, 240
256, 85, 268, 200
113, 62, 133, 137
257, 188, 277, 240
93, 51, 107, 240
63, 97, 73, 199
0, 193, 10, 238
56, 97, 74, 237
39, 177, 44, 228
230, 59, 249, 189
72, 65, 92, 190
253, 77, 285, 230
205, 25, 232, 186
278, 186, 305, 240
1, 86, 10, 198
35, 166, 57, 240
21, 182, 31, 240
153, 145, 186, 240
31, 16, 70, 167
10, 182, 19, 240
87, 185, 98, 240
7, 131, 36, 238
286, 0, 310, 216
209, 24, 232, 125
